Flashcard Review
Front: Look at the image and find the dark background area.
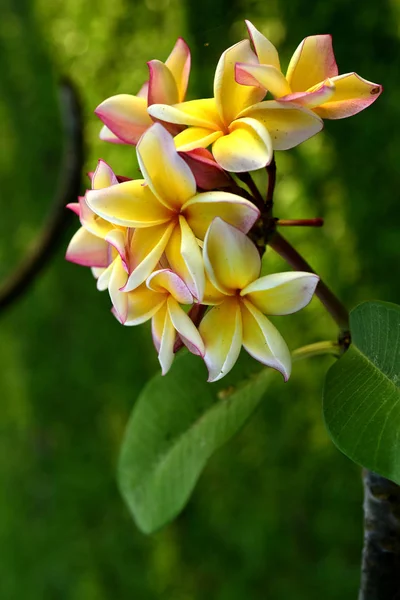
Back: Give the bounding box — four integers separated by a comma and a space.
0, 0, 399, 598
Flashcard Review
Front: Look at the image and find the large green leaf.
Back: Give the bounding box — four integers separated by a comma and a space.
323, 301, 400, 482
118, 352, 276, 533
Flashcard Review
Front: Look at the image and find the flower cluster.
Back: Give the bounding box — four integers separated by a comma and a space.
66, 21, 381, 381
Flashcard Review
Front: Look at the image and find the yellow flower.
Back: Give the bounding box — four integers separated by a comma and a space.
148, 40, 323, 172
199, 218, 319, 382
96, 38, 191, 144
235, 21, 382, 119
85, 124, 260, 302
123, 269, 204, 375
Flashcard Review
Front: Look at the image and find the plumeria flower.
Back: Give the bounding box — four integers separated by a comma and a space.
199, 218, 319, 382
147, 40, 323, 172
66, 160, 133, 323
85, 123, 260, 302
96, 38, 191, 144
235, 21, 382, 119
121, 269, 204, 375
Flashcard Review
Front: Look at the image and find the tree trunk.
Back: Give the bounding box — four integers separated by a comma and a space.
359, 470, 400, 599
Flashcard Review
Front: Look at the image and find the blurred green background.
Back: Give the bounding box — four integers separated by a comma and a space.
0, 0, 398, 598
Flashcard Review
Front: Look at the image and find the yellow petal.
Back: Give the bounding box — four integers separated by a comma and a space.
199, 297, 242, 382
95, 94, 152, 145
183, 190, 260, 239
241, 272, 319, 315
245, 20, 281, 70
279, 79, 335, 108
203, 275, 227, 306
286, 35, 338, 93
108, 256, 129, 323
137, 123, 196, 211
86, 180, 173, 228
167, 297, 205, 356
241, 100, 323, 151
165, 37, 191, 102
212, 117, 273, 172
165, 217, 205, 302
214, 40, 265, 126
203, 218, 260, 294
96, 262, 114, 291
240, 298, 291, 381
123, 222, 175, 292
148, 98, 222, 129
65, 227, 109, 267
313, 73, 383, 119
174, 127, 223, 152
147, 59, 179, 106
125, 284, 166, 326
235, 63, 291, 97
147, 269, 193, 304
91, 159, 118, 190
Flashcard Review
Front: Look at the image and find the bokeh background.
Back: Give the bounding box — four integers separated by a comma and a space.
1, 0, 399, 598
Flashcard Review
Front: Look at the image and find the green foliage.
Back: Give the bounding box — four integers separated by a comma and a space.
324, 301, 400, 482
119, 352, 275, 533
1, 0, 399, 598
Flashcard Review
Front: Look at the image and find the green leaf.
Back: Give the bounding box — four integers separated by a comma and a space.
323, 300, 400, 482
118, 352, 275, 533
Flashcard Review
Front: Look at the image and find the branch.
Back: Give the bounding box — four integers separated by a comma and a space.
0, 79, 84, 313
359, 471, 400, 599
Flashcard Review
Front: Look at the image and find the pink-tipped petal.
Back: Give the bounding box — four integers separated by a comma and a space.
235, 63, 291, 97
95, 94, 152, 145
86, 180, 173, 228
65, 227, 110, 267
123, 223, 175, 292
279, 80, 335, 108
136, 81, 149, 99
167, 296, 204, 356
241, 100, 323, 151
212, 117, 273, 172
137, 123, 196, 211
165, 37, 191, 102
241, 271, 319, 315
203, 218, 261, 295
99, 125, 126, 144
286, 35, 339, 93
66, 202, 80, 216
240, 299, 291, 381
214, 40, 265, 126
91, 159, 118, 190
165, 216, 205, 302
147, 269, 193, 304
313, 73, 383, 119
183, 190, 260, 239
180, 148, 230, 190
78, 196, 114, 239
147, 59, 180, 106
245, 20, 281, 69
199, 297, 243, 382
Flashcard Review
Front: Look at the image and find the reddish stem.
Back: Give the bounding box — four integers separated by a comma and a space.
277, 218, 324, 227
